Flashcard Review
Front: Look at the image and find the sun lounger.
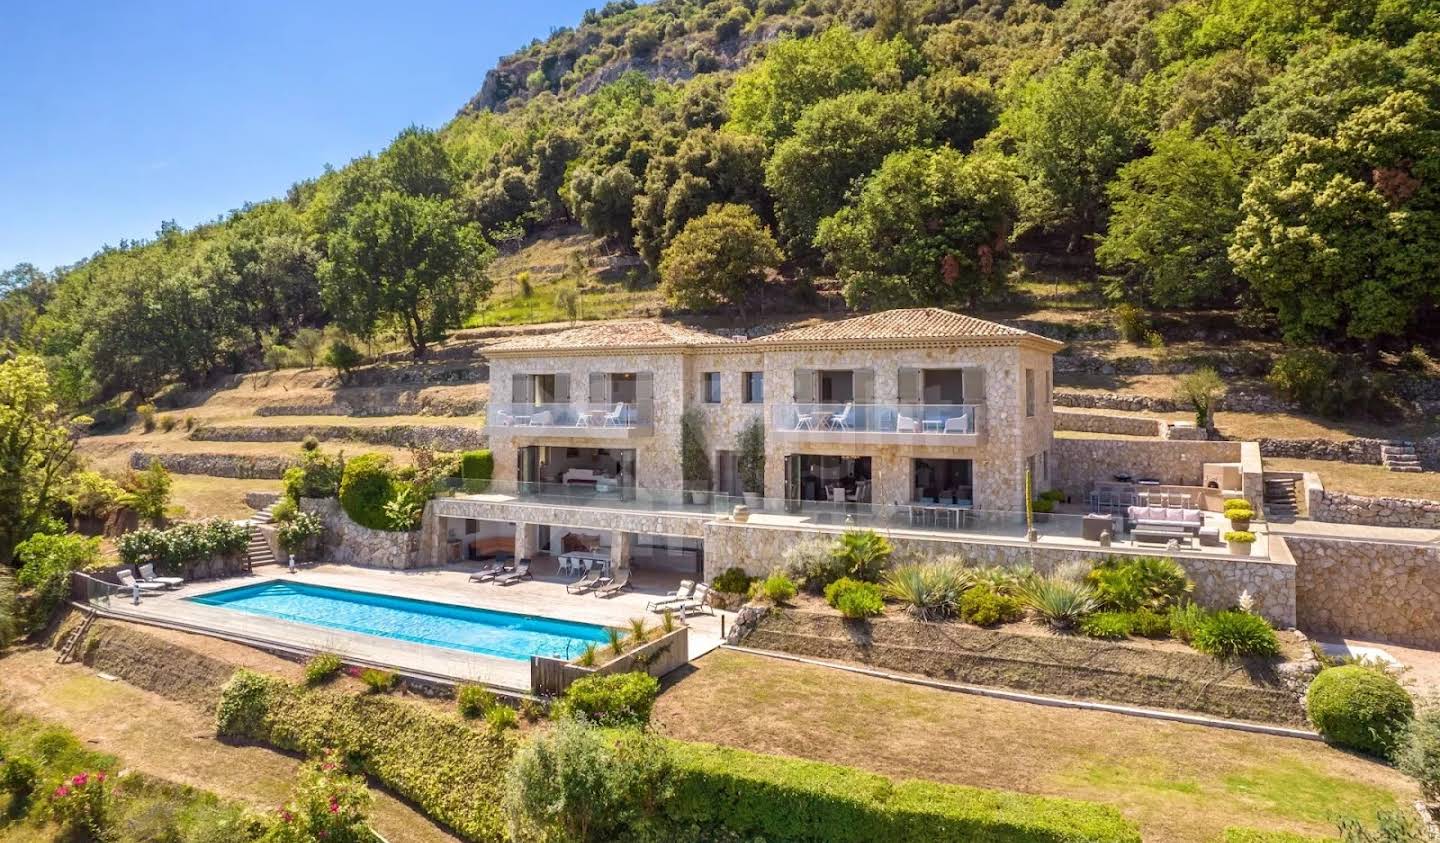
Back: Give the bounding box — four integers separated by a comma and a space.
676, 583, 714, 617
468, 560, 512, 583
138, 563, 184, 589
115, 569, 166, 593
595, 567, 632, 598
566, 567, 606, 594
646, 580, 695, 612
494, 559, 533, 586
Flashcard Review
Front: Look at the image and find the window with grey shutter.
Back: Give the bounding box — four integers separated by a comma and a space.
588, 371, 607, 404
793, 369, 816, 403
554, 373, 570, 404
963, 368, 986, 405
897, 367, 921, 404
512, 374, 531, 404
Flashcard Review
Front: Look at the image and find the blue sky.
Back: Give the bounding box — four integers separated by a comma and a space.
0, 0, 595, 271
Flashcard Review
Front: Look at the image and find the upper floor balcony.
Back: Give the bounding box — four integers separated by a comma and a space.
771, 402, 985, 447
487, 401, 654, 439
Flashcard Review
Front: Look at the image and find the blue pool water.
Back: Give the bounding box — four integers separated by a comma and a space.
187, 580, 614, 661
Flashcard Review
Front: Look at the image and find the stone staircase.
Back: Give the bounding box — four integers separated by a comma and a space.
1263, 477, 1298, 521
1382, 441, 1423, 473
246, 505, 278, 570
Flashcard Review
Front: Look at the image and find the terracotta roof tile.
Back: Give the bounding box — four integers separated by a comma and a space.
484, 320, 738, 353
754, 308, 1036, 344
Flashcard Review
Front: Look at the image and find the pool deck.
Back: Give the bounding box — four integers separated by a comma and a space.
95, 562, 729, 692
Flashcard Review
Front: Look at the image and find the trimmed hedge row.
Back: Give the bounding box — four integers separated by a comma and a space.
662, 739, 1141, 843
216, 670, 513, 841
218, 670, 1140, 843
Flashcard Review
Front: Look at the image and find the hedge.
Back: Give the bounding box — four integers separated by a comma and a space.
338, 453, 400, 531
216, 670, 513, 841
1307, 665, 1413, 757
661, 740, 1140, 843
115, 519, 249, 572
460, 450, 493, 481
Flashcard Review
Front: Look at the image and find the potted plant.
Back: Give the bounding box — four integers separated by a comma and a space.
737, 416, 766, 507
1225, 530, 1256, 556
681, 409, 713, 505
1224, 498, 1253, 531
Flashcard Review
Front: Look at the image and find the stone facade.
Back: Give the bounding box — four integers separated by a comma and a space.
191, 423, 487, 451
1054, 410, 1164, 438
702, 519, 1297, 626
1290, 536, 1440, 648
299, 497, 421, 569
1307, 488, 1440, 529
1052, 437, 1263, 510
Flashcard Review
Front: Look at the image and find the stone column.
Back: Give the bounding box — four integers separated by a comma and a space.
515, 522, 540, 559
612, 530, 635, 569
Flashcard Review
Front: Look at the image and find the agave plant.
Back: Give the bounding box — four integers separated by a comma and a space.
1020, 575, 1100, 631
882, 562, 971, 621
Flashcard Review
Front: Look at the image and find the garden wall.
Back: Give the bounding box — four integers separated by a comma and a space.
299, 497, 422, 569
1257, 437, 1384, 465
1052, 437, 1263, 510
190, 423, 486, 451
1306, 488, 1440, 529
128, 450, 295, 479
1289, 535, 1440, 648
703, 520, 1297, 626
530, 626, 689, 695
1054, 410, 1164, 437
738, 609, 1313, 725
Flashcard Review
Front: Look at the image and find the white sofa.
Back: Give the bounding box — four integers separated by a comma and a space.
1126, 505, 1203, 533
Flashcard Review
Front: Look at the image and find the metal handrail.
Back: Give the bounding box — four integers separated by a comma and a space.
72, 570, 137, 608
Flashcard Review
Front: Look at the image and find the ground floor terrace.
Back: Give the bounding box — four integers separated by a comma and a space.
84, 563, 727, 692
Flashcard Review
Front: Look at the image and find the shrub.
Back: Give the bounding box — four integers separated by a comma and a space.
124, 459, 172, 524
457, 684, 496, 719
50, 770, 113, 838
303, 652, 343, 686
1112, 303, 1150, 343
116, 519, 249, 572
0, 755, 38, 800
460, 449, 494, 489
712, 566, 752, 595
1127, 608, 1171, 638
14, 533, 102, 632
759, 573, 797, 604
0, 572, 14, 649
737, 417, 765, 495
825, 578, 885, 618
1086, 556, 1193, 612
137, 403, 158, 432
322, 340, 363, 383
1307, 666, 1414, 758
968, 564, 1033, 596
270, 497, 298, 522
339, 453, 400, 530
784, 537, 847, 592
832, 530, 892, 582
883, 562, 971, 621
269, 749, 372, 843
276, 511, 324, 553
662, 740, 1141, 842
1019, 576, 1099, 630
158, 415, 178, 433
1191, 610, 1280, 658
556, 671, 660, 728
1223, 498, 1252, 513
1080, 611, 1133, 640
1397, 707, 1440, 803
959, 584, 1024, 627
1225, 506, 1255, 522
485, 705, 520, 732
1167, 601, 1210, 643
1267, 349, 1398, 420
1224, 530, 1257, 544
282, 449, 344, 501
503, 720, 671, 843
358, 668, 398, 694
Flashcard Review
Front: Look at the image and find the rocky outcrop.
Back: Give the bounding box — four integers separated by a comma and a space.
191, 423, 486, 451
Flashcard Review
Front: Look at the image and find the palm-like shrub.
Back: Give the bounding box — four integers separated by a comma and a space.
968, 564, 1034, 596
1085, 556, 1192, 612
832, 530, 892, 582
882, 562, 970, 621
1019, 576, 1099, 630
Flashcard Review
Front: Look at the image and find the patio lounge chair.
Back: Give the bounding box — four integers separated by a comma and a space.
138, 563, 184, 589
494, 558, 533, 586
603, 402, 629, 427
115, 569, 166, 593
528, 410, 553, 427
646, 580, 695, 612
942, 413, 971, 434
595, 567, 632, 598
566, 567, 607, 594
676, 583, 714, 617
896, 413, 920, 433
828, 402, 855, 431
469, 559, 513, 583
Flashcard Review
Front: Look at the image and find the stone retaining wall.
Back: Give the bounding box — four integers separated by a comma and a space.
299, 497, 422, 569
254, 397, 486, 417
703, 520, 1296, 626
245, 491, 282, 510
1054, 410, 1164, 437
1289, 536, 1440, 648
1052, 437, 1262, 510
739, 609, 1313, 725
1258, 437, 1384, 465
1054, 390, 1291, 414
191, 423, 486, 451
128, 451, 295, 479
1307, 489, 1440, 529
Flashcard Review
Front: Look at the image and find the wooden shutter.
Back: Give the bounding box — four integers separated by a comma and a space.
853, 368, 875, 403
553, 373, 570, 404
511, 374, 530, 403
897, 367, 921, 404
793, 369, 816, 403
635, 372, 653, 402
588, 371, 607, 403
963, 369, 986, 404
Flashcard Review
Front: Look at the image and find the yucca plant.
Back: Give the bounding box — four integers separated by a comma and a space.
968, 565, 1034, 596
882, 562, 971, 621
1020, 575, 1099, 631
628, 618, 650, 644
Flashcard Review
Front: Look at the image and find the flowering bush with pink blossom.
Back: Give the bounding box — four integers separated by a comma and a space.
264, 750, 372, 843
48, 770, 111, 838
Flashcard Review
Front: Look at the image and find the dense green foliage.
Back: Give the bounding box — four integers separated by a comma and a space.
1307, 665, 1415, 757
556, 671, 661, 728
712, 566, 753, 594
658, 203, 781, 313
0, 356, 79, 565
12, 533, 101, 632
282, 448, 344, 501
1398, 706, 1440, 803
959, 582, 1024, 626
1190, 609, 1281, 658
460, 449, 494, 483
824, 576, 886, 618
115, 518, 250, 572
1085, 556, 1194, 612
337, 453, 405, 531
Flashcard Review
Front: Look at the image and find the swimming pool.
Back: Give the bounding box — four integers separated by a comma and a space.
187, 580, 614, 661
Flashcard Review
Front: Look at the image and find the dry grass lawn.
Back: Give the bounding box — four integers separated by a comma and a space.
167, 475, 282, 521
0, 647, 460, 843
653, 649, 1411, 843
1264, 458, 1440, 499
